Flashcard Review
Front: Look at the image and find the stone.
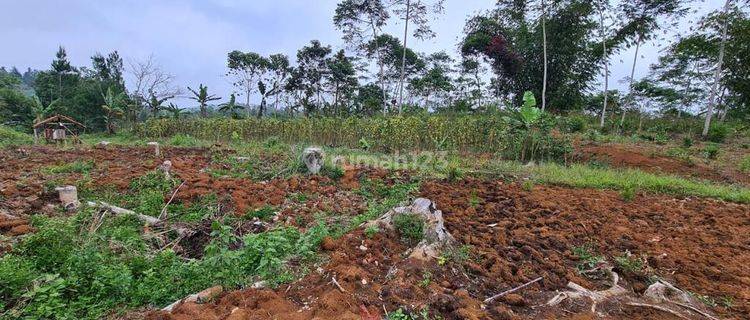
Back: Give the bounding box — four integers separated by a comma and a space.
55, 185, 80, 211
147, 142, 160, 157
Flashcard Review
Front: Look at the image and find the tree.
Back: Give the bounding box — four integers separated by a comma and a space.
703, 0, 732, 137
101, 87, 125, 134
392, 0, 445, 112
187, 84, 221, 118
366, 34, 424, 111
127, 55, 180, 121
296, 40, 332, 115
326, 50, 359, 115
267, 54, 291, 112
30, 96, 58, 124
145, 94, 169, 117
618, 0, 688, 127
219, 93, 243, 119
462, 2, 613, 111
162, 103, 187, 119
410, 52, 452, 110
227, 51, 267, 117
334, 0, 390, 113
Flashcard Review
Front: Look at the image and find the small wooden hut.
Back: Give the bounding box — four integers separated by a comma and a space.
32, 114, 86, 144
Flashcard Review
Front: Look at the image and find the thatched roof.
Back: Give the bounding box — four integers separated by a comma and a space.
33, 114, 86, 128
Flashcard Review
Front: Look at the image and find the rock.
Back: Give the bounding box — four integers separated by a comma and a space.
158, 160, 172, 179
302, 147, 324, 174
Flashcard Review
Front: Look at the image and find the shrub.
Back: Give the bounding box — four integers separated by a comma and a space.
168, 134, 200, 146
703, 144, 720, 160
0, 125, 33, 146
682, 136, 694, 148
739, 156, 750, 173
321, 164, 345, 180
393, 213, 425, 245
563, 115, 588, 133
706, 124, 731, 143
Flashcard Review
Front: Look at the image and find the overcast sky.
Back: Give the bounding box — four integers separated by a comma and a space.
0, 0, 723, 105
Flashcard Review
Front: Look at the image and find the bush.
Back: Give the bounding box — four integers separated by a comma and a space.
562, 115, 588, 133
703, 144, 721, 160
0, 125, 33, 147
740, 156, 750, 173
393, 213, 425, 245
706, 124, 731, 143
682, 136, 693, 148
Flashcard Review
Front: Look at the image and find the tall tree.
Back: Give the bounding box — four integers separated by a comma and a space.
326, 50, 359, 115
392, 0, 445, 113
296, 40, 333, 115
703, 0, 732, 137
618, 0, 688, 127
334, 0, 390, 113
187, 84, 221, 118
127, 55, 180, 121
267, 54, 291, 112
227, 51, 268, 117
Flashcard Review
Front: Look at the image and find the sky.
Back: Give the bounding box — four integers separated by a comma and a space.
0, 0, 724, 106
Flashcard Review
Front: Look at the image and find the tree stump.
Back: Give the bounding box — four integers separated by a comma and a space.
302, 147, 325, 174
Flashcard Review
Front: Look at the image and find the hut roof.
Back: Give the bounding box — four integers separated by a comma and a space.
32, 114, 86, 129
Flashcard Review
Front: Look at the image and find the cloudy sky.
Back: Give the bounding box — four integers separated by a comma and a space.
0, 0, 723, 105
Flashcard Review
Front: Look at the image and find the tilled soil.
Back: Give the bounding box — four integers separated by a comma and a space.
1, 146, 748, 319
146, 179, 750, 320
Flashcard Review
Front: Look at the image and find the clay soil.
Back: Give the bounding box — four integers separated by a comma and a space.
577, 143, 750, 186
1, 146, 749, 319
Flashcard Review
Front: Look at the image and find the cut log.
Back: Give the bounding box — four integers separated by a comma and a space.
162, 285, 223, 312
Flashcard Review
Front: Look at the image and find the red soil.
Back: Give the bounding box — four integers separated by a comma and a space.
578, 143, 750, 185
146, 178, 750, 320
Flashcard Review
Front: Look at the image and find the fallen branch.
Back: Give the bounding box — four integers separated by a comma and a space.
627, 302, 689, 320
86, 201, 190, 236
331, 276, 347, 293
162, 286, 223, 312
485, 277, 543, 304
160, 181, 185, 220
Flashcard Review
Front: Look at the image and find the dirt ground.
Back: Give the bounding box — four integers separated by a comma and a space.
577, 143, 750, 186
1, 145, 748, 319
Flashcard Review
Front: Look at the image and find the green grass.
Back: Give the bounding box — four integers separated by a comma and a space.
42, 160, 94, 174
0, 125, 33, 147
475, 161, 750, 204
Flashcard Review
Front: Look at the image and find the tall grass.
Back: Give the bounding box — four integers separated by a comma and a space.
0, 125, 33, 147
134, 116, 511, 152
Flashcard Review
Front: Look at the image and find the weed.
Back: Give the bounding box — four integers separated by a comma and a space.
572, 244, 603, 272
703, 144, 720, 160
321, 164, 345, 180
739, 156, 750, 173
469, 191, 481, 207
43, 160, 94, 174
706, 124, 731, 143
689, 292, 717, 308
620, 185, 637, 202
682, 136, 693, 148
614, 252, 644, 273
720, 296, 734, 308
393, 213, 425, 245
247, 205, 276, 221
364, 225, 379, 238
443, 164, 463, 182
168, 134, 200, 146
419, 271, 432, 287
522, 179, 534, 191
358, 137, 371, 150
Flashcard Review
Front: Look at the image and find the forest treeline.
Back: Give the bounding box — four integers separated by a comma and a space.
0, 0, 747, 134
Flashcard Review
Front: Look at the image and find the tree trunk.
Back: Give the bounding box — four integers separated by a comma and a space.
541, 0, 548, 111
397, 0, 412, 114
621, 33, 642, 128
245, 87, 252, 118
703, 0, 731, 137
370, 20, 388, 115
599, 9, 608, 128
258, 97, 265, 118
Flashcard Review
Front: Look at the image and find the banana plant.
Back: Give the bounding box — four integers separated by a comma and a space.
101, 87, 125, 134
31, 96, 59, 124
162, 103, 186, 119
218, 93, 244, 119
188, 84, 221, 118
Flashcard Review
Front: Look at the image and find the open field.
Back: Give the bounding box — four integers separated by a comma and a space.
1, 132, 749, 320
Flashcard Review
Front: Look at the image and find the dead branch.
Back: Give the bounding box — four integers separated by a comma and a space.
331, 276, 347, 293
160, 181, 185, 220
627, 302, 690, 320
86, 201, 190, 236
485, 277, 543, 304
162, 286, 223, 312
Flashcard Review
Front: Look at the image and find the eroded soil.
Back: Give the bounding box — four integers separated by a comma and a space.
1, 145, 748, 319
